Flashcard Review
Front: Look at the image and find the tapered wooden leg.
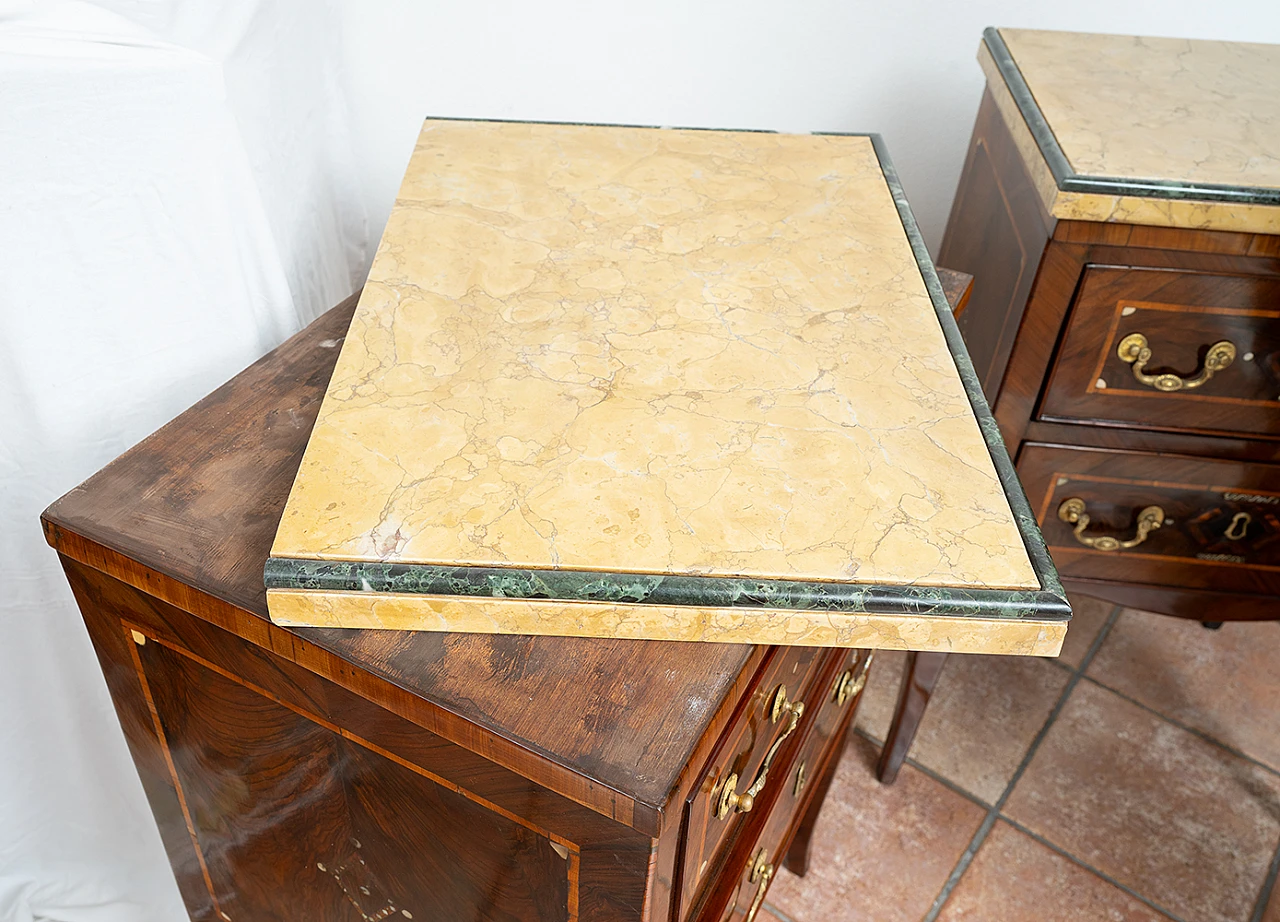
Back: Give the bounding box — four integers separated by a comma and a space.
876, 651, 948, 785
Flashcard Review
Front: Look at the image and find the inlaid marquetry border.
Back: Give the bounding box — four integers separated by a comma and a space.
123, 623, 581, 922
1036, 471, 1280, 573
1084, 299, 1280, 408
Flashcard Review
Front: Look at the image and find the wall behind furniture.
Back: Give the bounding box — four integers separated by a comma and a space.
339, 0, 1280, 257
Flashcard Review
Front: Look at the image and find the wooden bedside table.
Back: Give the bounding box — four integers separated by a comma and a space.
877, 28, 1280, 785
42, 270, 980, 922
943, 28, 1280, 621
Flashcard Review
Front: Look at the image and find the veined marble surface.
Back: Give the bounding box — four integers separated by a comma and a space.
1001, 29, 1280, 191
983, 30, 1280, 233
272, 121, 1039, 600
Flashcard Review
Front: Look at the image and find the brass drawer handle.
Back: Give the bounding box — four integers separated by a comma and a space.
744, 847, 775, 922
715, 685, 806, 819
833, 651, 874, 707
1058, 497, 1164, 551
1117, 332, 1236, 392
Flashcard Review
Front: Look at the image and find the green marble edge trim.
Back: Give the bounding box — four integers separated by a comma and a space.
863, 132, 1068, 621
265, 121, 1069, 623
983, 26, 1280, 207
265, 557, 1066, 619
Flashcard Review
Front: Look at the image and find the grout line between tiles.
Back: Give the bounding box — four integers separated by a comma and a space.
763, 900, 802, 922
998, 815, 1187, 922
852, 725, 993, 811
919, 604, 1123, 922
1080, 674, 1280, 779
1249, 835, 1280, 922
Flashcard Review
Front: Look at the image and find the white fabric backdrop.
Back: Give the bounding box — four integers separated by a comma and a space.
0, 2, 367, 919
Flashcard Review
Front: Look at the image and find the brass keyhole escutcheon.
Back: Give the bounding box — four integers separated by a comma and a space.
1058, 497, 1164, 551
1117, 332, 1235, 392
794, 761, 807, 798
1225, 511, 1252, 541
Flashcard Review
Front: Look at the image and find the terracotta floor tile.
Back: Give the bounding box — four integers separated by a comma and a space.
1087, 609, 1280, 772
1004, 680, 1280, 922
1054, 591, 1114, 669
936, 820, 1170, 921
853, 651, 1069, 802
854, 649, 906, 743
754, 907, 791, 922
767, 735, 986, 922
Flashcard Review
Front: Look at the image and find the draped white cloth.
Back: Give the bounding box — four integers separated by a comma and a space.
0, 3, 367, 919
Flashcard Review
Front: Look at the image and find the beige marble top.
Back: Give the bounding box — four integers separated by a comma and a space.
1000, 29, 1280, 190
272, 120, 1038, 592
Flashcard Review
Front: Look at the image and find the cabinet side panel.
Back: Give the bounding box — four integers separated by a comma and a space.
61, 558, 645, 922
940, 88, 1054, 398
60, 554, 218, 921
138, 640, 571, 922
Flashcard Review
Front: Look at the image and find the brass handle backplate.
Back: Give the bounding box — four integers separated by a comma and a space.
833, 651, 874, 707
715, 685, 806, 820
1117, 332, 1235, 392
1058, 497, 1164, 551
743, 847, 775, 922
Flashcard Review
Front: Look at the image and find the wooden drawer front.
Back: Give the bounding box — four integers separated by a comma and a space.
1040, 267, 1280, 438
700, 648, 870, 922
1020, 443, 1280, 596
776, 649, 870, 834
676, 645, 827, 915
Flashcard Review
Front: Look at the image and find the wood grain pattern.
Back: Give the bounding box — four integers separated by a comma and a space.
936, 267, 975, 320
141, 638, 573, 922
40, 295, 755, 834
1060, 578, 1280, 622
1021, 420, 1280, 465
1041, 267, 1280, 438
782, 648, 867, 876
61, 557, 663, 921
684, 652, 867, 922
939, 88, 1054, 397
